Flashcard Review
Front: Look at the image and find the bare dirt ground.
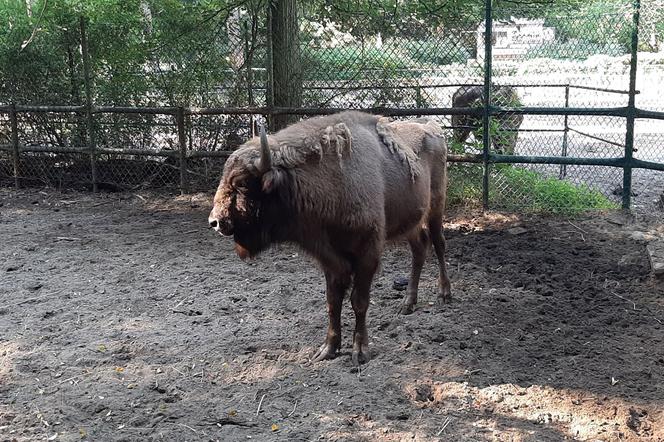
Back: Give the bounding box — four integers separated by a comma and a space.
1, 188, 663, 442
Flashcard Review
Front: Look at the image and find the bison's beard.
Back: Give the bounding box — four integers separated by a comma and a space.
233, 228, 270, 261
234, 243, 252, 260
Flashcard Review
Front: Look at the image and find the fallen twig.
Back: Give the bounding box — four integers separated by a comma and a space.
567, 221, 586, 241
213, 418, 257, 427
287, 400, 298, 417
256, 393, 266, 416
177, 423, 198, 435
611, 292, 638, 310
436, 417, 452, 436
57, 375, 82, 385
55, 237, 81, 242
91, 200, 116, 208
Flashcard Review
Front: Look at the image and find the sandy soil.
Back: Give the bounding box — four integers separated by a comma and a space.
1, 188, 663, 442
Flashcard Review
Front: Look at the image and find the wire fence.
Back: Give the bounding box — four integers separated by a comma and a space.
0, 0, 663, 213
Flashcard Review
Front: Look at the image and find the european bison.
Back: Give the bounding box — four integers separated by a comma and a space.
451, 85, 523, 155
208, 111, 450, 364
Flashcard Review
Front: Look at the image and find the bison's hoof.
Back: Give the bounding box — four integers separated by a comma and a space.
436, 292, 452, 305
437, 282, 452, 305
312, 342, 338, 362
398, 303, 415, 315
352, 344, 371, 366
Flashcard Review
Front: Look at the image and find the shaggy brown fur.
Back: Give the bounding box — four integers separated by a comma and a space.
209, 111, 451, 364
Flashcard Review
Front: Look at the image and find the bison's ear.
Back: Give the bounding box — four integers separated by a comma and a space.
261, 168, 285, 194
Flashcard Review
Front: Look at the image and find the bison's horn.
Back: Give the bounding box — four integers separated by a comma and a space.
258, 123, 272, 172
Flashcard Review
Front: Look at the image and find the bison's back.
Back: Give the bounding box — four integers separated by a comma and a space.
277, 112, 446, 242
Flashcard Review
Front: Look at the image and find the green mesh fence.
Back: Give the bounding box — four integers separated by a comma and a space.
0, 0, 662, 213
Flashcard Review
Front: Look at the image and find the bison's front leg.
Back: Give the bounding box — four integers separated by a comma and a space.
313, 270, 350, 362
350, 251, 380, 365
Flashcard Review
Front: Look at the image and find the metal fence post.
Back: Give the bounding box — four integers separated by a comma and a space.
559, 83, 570, 179
622, 0, 641, 210
416, 86, 423, 108
9, 103, 20, 188
80, 16, 97, 192
482, 0, 493, 210
176, 107, 189, 194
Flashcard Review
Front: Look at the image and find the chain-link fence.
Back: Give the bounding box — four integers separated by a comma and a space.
0, 0, 662, 213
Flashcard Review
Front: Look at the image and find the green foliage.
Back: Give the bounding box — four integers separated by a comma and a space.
0, 0, 251, 107
402, 38, 472, 65
526, 39, 626, 60
542, 0, 633, 54
493, 166, 617, 214
447, 164, 616, 214
301, 35, 474, 83
304, 0, 484, 39
301, 45, 411, 81
447, 164, 484, 208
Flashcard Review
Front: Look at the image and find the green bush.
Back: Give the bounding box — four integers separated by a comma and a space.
301, 45, 411, 81
402, 38, 472, 65
525, 39, 627, 60
447, 164, 484, 208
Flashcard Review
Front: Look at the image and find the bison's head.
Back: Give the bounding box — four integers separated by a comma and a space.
208, 126, 287, 260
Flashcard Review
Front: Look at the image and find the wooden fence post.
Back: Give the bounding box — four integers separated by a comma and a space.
176, 107, 189, 194
80, 16, 98, 192
9, 103, 20, 188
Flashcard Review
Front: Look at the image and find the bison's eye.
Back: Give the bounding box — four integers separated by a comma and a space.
232, 176, 259, 195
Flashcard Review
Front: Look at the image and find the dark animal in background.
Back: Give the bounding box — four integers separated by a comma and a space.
209, 111, 451, 365
451, 85, 524, 155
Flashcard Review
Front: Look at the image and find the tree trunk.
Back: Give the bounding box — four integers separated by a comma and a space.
268, 0, 301, 131
140, 1, 153, 37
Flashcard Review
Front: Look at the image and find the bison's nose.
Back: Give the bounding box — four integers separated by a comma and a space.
209, 215, 233, 236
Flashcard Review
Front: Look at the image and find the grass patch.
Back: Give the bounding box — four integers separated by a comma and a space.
447, 164, 618, 215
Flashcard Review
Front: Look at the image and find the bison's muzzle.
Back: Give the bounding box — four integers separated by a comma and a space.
208, 216, 234, 236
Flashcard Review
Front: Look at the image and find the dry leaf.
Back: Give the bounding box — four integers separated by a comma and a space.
271, 424, 280, 432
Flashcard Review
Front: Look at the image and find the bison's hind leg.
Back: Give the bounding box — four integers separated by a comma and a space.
429, 215, 452, 305
399, 228, 431, 315
349, 240, 382, 365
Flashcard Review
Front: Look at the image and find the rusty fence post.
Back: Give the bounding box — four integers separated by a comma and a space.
559, 83, 570, 179
622, 0, 641, 210
9, 103, 20, 188
176, 107, 189, 194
